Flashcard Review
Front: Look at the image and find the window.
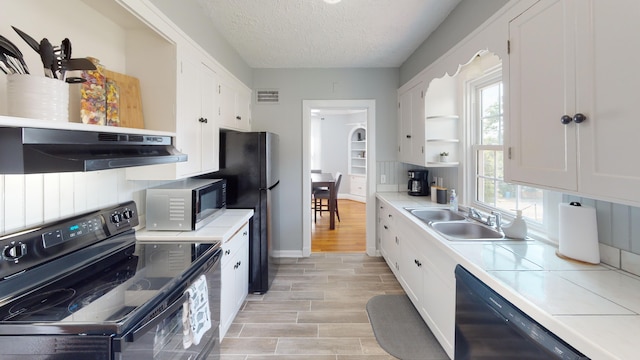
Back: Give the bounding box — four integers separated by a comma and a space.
469, 68, 545, 223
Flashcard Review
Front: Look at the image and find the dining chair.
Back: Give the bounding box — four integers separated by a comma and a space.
313, 172, 342, 223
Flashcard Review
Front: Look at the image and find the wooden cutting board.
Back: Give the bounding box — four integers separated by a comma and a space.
103, 69, 145, 129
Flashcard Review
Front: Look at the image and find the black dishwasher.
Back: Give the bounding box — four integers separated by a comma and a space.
454, 265, 590, 360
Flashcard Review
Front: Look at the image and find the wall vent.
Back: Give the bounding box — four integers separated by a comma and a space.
256, 89, 279, 104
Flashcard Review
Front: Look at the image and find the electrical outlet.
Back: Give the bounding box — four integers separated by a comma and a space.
380, 174, 386, 184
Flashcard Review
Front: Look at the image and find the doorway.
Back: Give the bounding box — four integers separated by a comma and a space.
302, 100, 376, 257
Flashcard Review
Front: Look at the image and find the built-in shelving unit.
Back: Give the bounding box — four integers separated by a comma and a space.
424, 114, 460, 166
348, 126, 366, 201
349, 127, 367, 176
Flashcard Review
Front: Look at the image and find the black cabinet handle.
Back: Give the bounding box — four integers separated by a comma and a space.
561, 114, 587, 124
198, 117, 208, 123
573, 113, 586, 123
406, 135, 411, 138
236, 116, 241, 120
383, 225, 388, 230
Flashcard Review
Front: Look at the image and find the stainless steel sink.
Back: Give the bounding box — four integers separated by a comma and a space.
430, 221, 504, 241
406, 208, 466, 223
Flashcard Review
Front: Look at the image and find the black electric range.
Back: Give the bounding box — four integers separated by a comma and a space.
0, 201, 221, 360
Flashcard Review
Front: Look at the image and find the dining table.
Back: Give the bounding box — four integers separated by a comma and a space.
311, 172, 337, 230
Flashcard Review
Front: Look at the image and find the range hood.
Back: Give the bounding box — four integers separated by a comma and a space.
0, 127, 187, 174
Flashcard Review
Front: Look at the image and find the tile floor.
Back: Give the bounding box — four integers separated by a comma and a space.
220, 253, 406, 359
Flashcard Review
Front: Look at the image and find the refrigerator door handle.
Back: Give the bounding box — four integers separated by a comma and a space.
266, 180, 280, 191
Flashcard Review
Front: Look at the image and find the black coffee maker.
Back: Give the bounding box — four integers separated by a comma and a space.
408, 169, 429, 196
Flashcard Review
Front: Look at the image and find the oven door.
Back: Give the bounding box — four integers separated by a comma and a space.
116, 248, 221, 359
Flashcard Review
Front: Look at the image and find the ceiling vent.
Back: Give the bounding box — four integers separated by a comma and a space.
256, 89, 279, 104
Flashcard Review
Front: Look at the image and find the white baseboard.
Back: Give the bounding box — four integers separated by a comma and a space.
273, 250, 305, 258
342, 194, 366, 203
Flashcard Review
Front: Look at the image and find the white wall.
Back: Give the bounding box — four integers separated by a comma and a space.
150, 0, 253, 87
400, 0, 509, 85
317, 113, 366, 195
252, 68, 398, 253
319, 114, 349, 194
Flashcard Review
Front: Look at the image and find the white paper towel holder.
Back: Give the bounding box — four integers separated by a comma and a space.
556, 201, 600, 265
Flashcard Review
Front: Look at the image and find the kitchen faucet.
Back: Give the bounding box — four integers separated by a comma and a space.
468, 207, 501, 230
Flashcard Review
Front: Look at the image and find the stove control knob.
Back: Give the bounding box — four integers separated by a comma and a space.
122, 210, 134, 220
3, 243, 27, 261
111, 213, 122, 224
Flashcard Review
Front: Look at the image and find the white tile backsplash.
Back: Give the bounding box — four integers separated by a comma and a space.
621, 251, 640, 276
599, 243, 621, 269
0, 169, 168, 235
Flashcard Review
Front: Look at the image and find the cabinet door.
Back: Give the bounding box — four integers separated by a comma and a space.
175, 49, 203, 177
409, 83, 426, 166
199, 62, 219, 173
220, 253, 235, 339
235, 236, 249, 308
398, 81, 425, 165
507, 0, 578, 190
576, 0, 640, 202
350, 175, 366, 197
219, 80, 237, 129
235, 87, 252, 131
421, 240, 456, 357
378, 201, 397, 273
398, 226, 423, 306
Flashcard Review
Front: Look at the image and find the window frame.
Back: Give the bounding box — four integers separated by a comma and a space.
464, 66, 553, 231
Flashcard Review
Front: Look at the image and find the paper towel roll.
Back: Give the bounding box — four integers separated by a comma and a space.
557, 203, 600, 264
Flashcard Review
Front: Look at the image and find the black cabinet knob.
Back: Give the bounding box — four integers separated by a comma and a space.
573, 113, 586, 123
406, 135, 411, 138
561, 115, 572, 125
236, 116, 241, 120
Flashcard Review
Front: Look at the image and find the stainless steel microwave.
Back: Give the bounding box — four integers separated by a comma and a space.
145, 178, 226, 231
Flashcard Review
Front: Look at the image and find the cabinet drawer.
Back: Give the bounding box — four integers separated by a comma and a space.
221, 222, 249, 267
350, 175, 366, 196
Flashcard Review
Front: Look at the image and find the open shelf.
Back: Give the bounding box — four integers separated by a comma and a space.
426, 115, 460, 120
427, 139, 460, 143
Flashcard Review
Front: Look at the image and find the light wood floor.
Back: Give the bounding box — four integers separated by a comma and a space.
311, 199, 366, 253
219, 253, 405, 359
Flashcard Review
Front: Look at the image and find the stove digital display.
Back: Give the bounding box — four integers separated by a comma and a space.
42, 217, 102, 248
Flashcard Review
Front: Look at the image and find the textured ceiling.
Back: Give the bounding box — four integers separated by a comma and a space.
196, 0, 461, 68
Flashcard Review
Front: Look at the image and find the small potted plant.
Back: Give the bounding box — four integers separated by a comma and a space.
440, 152, 449, 162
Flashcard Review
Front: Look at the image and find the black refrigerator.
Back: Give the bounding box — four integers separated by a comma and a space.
200, 131, 279, 294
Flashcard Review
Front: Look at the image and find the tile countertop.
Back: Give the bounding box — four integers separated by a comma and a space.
136, 209, 253, 242
376, 191, 640, 360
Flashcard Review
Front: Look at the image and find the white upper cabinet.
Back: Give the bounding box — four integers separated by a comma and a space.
575, 0, 640, 203
127, 43, 220, 180
397, 80, 426, 166
219, 78, 252, 132
507, 0, 577, 190
507, 0, 640, 204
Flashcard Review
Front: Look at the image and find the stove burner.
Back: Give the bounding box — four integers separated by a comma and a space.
128, 278, 151, 291
6, 289, 76, 320
68, 281, 123, 313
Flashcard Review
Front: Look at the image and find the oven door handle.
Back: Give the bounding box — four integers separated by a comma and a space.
127, 292, 188, 343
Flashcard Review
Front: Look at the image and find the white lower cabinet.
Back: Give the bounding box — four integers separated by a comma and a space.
377, 200, 399, 275
220, 222, 249, 340
379, 200, 456, 359
350, 175, 366, 198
